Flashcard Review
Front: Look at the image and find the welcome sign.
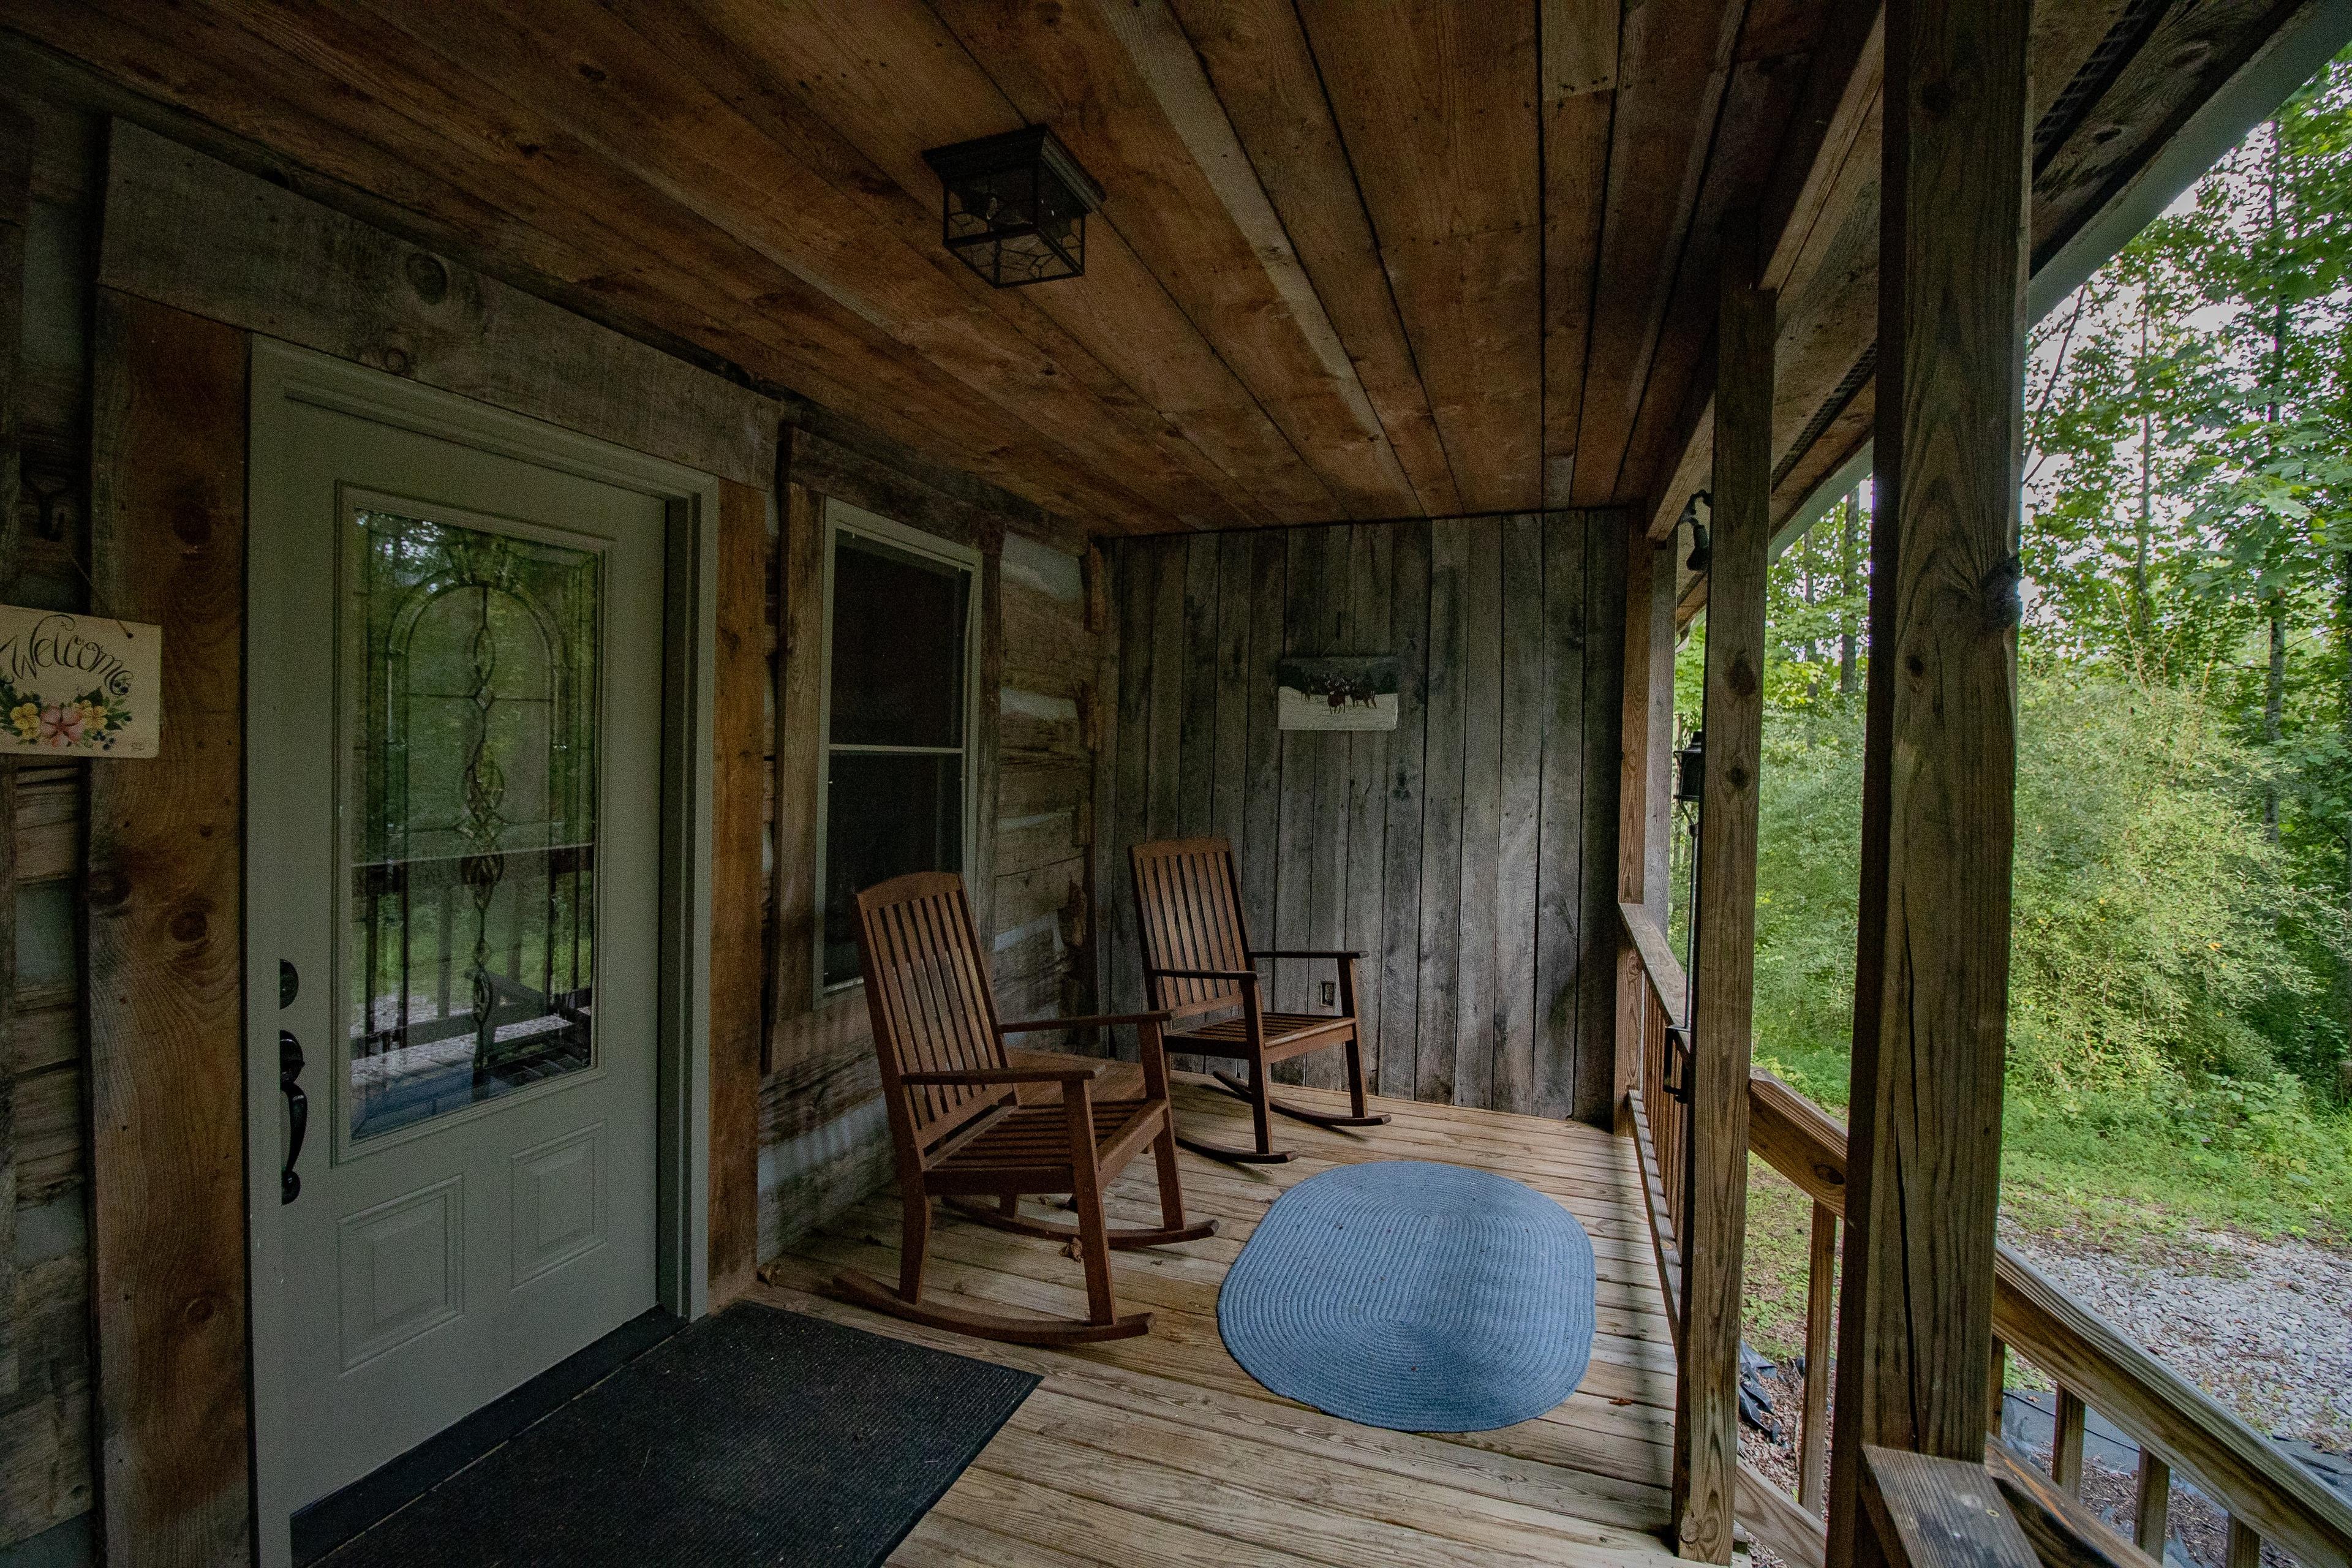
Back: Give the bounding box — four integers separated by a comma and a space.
0, 608, 162, 758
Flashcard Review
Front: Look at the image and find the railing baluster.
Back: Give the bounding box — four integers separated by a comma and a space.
2134, 1450, 2172, 1557
2227, 1515, 2262, 1568
1989, 1336, 2008, 1439
2053, 1386, 2087, 1496
1800, 1200, 1836, 1513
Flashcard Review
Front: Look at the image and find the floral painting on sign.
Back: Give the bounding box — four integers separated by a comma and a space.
0, 608, 162, 758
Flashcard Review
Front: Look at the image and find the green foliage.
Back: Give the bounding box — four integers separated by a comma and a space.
1744, 671, 2352, 1238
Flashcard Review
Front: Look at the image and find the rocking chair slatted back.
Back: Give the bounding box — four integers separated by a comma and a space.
854, 871, 1010, 1150
1130, 837, 1252, 1015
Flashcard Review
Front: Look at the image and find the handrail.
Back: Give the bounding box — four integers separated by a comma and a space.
1745, 1071, 2352, 1568
1619, 901, 1687, 1020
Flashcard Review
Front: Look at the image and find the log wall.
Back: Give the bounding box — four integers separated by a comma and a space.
1101, 514, 1627, 1124
1, 85, 102, 1564
756, 428, 1102, 1257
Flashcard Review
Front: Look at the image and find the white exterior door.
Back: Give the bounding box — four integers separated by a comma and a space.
251, 375, 666, 1509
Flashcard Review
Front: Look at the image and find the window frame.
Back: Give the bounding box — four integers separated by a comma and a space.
813, 497, 984, 998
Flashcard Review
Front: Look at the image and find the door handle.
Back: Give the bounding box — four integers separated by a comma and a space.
281, 1029, 308, 1204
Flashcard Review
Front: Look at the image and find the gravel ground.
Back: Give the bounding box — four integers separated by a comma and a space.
1996, 1216, 2352, 1453
1735, 1219, 2349, 1568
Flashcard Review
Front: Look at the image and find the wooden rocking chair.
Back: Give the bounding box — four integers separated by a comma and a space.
1129, 837, 1390, 1164
837, 870, 1215, 1346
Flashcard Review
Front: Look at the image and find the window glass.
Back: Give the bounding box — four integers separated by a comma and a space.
820, 526, 973, 988
344, 509, 600, 1140
827, 538, 968, 748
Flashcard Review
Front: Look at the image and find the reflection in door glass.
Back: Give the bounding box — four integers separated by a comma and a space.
346, 511, 600, 1140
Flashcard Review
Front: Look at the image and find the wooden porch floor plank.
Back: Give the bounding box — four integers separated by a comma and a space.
768, 1080, 1681, 1567
759, 1276, 1670, 1520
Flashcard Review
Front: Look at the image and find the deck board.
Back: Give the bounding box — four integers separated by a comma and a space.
752, 1076, 1679, 1567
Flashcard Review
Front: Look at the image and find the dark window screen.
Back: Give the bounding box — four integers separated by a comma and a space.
827, 537, 968, 748
821, 530, 971, 987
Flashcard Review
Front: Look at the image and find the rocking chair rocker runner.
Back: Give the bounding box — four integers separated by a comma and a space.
1129, 837, 1390, 1163
838, 870, 1215, 1346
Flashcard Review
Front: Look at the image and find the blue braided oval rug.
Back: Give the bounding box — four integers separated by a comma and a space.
1217, 1159, 1597, 1432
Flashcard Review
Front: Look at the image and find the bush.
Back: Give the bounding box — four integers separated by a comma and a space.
1744, 669, 2352, 1237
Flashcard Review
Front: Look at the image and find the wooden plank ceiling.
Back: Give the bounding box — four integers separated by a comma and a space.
1, 0, 2310, 537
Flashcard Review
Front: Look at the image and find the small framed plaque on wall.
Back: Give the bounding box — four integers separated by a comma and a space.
1276, 655, 1399, 732
0, 606, 163, 758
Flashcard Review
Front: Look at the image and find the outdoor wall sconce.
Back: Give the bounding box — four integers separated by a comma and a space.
922, 127, 1104, 287
1675, 728, 1706, 807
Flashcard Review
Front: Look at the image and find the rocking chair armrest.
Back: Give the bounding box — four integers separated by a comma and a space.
995, 1011, 1174, 1035
900, 1066, 1099, 1088
1247, 948, 1365, 962
1145, 965, 1262, 984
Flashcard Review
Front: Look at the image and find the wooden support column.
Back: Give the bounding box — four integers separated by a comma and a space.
1675, 210, 1773, 1565
707, 478, 769, 1307
0, 97, 25, 1458
1828, 0, 2031, 1564
88, 290, 252, 1565
1616, 524, 1676, 1127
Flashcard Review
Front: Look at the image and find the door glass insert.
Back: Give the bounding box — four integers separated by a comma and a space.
345, 508, 601, 1140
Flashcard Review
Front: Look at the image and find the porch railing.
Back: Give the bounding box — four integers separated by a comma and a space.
1617, 902, 2352, 1568
1620, 902, 1689, 1335
1738, 1066, 2352, 1568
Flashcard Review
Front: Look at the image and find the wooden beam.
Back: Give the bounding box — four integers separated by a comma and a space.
707, 478, 768, 1307
1167, 0, 1463, 518
1828, 0, 2030, 1564
1293, 0, 1544, 513
1540, 0, 1618, 507
765, 468, 823, 1071
0, 98, 28, 1417
1081, 0, 1420, 518
87, 289, 251, 1566
99, 119, 777, 491
1569, 0, 1741, 507
1676, 209, 1773, 1565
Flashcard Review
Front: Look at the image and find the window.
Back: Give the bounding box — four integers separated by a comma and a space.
818, 502, 980, 990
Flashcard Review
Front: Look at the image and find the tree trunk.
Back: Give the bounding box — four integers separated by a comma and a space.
2340, 550, 2351, 1085
1839, 492, 1859, 696
2264, 600, 2285, 842
2133, 305, 2153, 666
2260, 124, 2288, 845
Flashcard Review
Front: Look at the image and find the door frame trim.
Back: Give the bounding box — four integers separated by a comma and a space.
243, 338, 718, 1568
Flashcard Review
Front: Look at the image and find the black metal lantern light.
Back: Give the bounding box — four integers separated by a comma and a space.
921, 126, 1104, 288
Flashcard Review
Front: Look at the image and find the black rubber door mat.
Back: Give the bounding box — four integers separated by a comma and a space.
321, 1302, 1039, 1568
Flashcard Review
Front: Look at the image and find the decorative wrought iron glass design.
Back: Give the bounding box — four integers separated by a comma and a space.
345, 510, 601, 1140
921, 126, 1104, 288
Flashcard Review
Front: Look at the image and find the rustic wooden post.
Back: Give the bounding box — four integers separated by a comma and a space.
1828, 0, 2032, 1564
1674, 208, 1773, 1565
1616, 524, 1676, 1129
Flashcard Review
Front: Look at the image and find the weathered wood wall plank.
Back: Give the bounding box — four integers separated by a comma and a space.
1378, 522, 1431, 1099
1494, 514, 1545, 1114
1454, 521, 1504, 1110
1104, 513, 1627, 1123
100, 121, 774, 491
1416, 519, 1469, 1106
